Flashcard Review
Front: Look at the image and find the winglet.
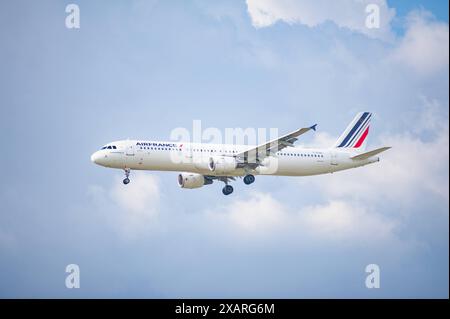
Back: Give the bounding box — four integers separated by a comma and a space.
310, 124, 317, 131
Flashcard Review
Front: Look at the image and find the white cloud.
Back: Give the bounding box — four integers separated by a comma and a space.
246, 0, 395, 40
414, 95, 449, 134
301, 131, 336, 149
88, 173, 161, 239
307, 97, 449, 205
298, 200, 395, 241
206, 192, 396, 243
111, 173, 160, 214
391, 10, 449, 76
310, 131, 449, 204
206, 192, 286, 235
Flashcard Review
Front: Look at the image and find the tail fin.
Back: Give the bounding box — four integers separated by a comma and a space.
333, 112, 372, 151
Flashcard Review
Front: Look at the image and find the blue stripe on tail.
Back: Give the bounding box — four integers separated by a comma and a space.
343, 113, 371, 147
337, 112, 370, 148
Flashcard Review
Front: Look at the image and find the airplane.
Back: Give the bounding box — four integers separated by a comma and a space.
90, 112, 391, 195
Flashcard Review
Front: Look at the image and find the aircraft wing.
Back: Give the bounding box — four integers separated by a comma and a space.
235, 124, 317, 167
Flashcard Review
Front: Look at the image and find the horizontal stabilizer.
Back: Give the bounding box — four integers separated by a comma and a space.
351, 147, 391, 160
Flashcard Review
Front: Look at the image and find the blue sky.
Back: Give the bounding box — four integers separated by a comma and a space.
390, 0, 448, 22
0, 0, 448, 298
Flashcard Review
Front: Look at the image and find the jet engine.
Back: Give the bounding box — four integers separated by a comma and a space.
177, 173, 212, 189
208, 156, 238, 175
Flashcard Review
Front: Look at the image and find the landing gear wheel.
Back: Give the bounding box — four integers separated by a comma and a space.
123, 168, 131, 185
222, 185, 234, 195
243, 174, 255, 185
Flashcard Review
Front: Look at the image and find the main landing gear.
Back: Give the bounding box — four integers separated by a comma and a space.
123, 168, 131, 185
243, 174, 255, 185
222, 184, 234, 195
220, 175, 255, 195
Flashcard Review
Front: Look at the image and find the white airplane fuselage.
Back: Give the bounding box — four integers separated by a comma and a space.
90, 140, 378, 176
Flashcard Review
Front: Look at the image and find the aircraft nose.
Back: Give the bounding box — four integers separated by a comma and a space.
90, 151, 101, 164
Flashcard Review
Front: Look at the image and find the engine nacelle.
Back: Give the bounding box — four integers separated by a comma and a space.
209, 156, 238, 175
177, 172, 212, 189
194, 156, 215, 172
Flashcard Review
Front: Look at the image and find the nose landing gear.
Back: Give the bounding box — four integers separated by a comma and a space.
123, 168, 131, 185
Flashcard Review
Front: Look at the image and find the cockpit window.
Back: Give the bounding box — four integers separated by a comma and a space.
101, 145, 117, 150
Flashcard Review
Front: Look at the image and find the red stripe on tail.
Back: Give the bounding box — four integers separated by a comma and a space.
354, 126, 369, 148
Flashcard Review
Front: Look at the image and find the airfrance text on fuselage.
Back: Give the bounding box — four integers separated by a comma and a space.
136, 142, 178, 147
